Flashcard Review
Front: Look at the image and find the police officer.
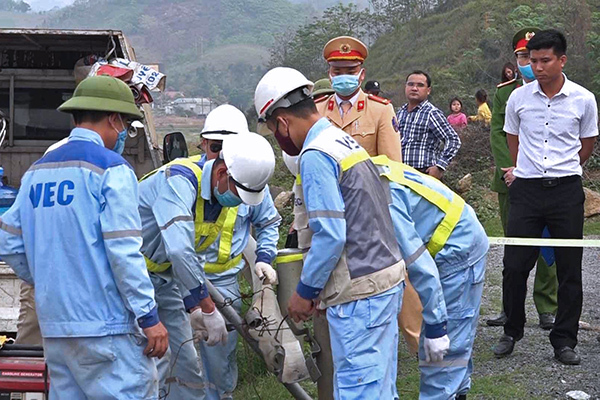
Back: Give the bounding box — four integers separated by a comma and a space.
487, 27, 558, 329
139, 128, 277, 399
0, 75, 168, 399
256, 67, 405, 399
316, 35, 422, 357
316, 36, 401, 161
192, 107, 281, 400
373, 156, 488, 400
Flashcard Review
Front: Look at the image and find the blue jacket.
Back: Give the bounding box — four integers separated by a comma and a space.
296, 119, 347, 298
138, 163, 209, 311
199, 159, 281, 280
385, 166, 488, 337
0, 128, 158, 338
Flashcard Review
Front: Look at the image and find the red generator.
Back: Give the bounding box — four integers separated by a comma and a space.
0, 345, 48, 400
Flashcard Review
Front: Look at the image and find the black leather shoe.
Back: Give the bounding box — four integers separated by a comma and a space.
493, 334, 515, 357
486, 311, 507, 326
456, 395, 467, 400
539, 313, 555, 330
554, 347, 581, 365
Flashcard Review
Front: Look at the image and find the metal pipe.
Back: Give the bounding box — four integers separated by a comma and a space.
275, 248, 304, 319
205, 280, 313, 400
9, 75, 14, 147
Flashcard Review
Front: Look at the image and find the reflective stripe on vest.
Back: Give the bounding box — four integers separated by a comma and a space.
372, 155, 465, 257
140, 156, 239, 273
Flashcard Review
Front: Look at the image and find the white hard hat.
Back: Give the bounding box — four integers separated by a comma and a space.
282, 152, 299, 177
201, 104, 250, 140
221, 132, 275, 206
254, 67, 314, 122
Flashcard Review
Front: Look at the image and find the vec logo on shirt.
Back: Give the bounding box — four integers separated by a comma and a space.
29, 181, 75, 208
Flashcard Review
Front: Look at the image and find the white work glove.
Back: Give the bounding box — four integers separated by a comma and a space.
254, 261, 278, 285
424, 335, 450, 363
190, 308, 228, 346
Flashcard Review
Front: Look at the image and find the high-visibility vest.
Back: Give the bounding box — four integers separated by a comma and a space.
371, 155, 465, 257
140, 156, 241, 273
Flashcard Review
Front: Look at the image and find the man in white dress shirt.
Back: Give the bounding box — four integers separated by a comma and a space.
492, 29, 598, 365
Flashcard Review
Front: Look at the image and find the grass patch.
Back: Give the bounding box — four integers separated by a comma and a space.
469, 372, 532, 399
584, 216, 600, 235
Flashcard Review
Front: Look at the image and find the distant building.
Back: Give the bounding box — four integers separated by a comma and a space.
166, 97, 218, 116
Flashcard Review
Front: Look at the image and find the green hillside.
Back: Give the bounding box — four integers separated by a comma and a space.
365, 0, 599, 113
33, 0, 316, 109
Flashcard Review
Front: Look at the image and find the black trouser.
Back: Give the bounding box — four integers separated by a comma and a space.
502, 176, 584, 349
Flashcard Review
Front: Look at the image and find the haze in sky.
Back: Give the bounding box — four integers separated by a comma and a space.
28, 0, 75, 11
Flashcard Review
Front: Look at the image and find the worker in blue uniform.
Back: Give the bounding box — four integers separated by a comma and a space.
255, 67, 405, 400
139, 104, 278, 399
0, 75, 169, 399
192, 105, 281, 400
374, 156, 488, 400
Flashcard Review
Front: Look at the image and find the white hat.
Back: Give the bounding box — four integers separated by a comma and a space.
201, 104, 250, 140
221, 132, 275, 205
254, 67, 313, 122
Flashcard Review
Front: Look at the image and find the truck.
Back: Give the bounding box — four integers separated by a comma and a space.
0, 28, 164, 336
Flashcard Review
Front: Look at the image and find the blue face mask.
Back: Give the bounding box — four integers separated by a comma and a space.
213, 181, 243, 207
111, 115, 128, 155
331, 70, 362, 96
518, 64, 536, 81
112, 129, 127, 155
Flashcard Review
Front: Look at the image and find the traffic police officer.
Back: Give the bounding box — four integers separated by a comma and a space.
316, 35, 401, 161
373, 156, 488, 400
0, 75, 168, 399
317, 35, 423, 356
488, 27, 557, 329
256, 67, 405, 400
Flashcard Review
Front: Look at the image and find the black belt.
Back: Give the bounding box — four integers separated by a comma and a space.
522, 175, 580, 188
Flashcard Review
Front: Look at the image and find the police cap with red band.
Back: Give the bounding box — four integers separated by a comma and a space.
323, 36, 368, 67
513, 27, 540, 53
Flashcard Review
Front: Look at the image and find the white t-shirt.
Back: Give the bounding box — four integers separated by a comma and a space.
504, 75, 598, 178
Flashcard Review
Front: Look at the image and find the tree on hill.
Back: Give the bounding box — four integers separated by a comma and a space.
0, 0, 31, 12
272, 0, 600, 115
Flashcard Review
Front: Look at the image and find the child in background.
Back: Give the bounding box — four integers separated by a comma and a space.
469, 89, 491, 126
447, 97, 467, 131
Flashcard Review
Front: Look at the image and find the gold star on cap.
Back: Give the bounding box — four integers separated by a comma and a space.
323, 36, 368, 67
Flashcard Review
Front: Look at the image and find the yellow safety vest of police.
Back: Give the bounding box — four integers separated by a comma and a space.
140, 156, 241, 274
298, 126, 405, 309
371, 155, 466, 257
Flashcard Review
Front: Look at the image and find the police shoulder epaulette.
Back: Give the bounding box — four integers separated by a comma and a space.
497, 78, 517, 88
313, 94, 330, 104
367, 94, 390, 105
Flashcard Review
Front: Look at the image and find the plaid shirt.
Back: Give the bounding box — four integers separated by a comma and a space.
397, 100, 461, 170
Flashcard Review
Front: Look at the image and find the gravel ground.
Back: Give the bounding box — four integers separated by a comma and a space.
474, 238, 600, 399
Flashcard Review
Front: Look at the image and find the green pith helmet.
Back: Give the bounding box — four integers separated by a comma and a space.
312, 78, 335, 98
58, 75, 143, 118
